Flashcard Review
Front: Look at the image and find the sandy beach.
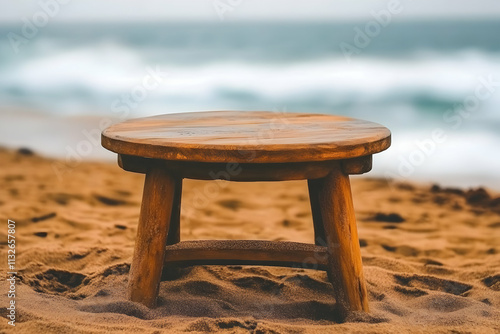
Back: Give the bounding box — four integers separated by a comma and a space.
0, 147, 498, 333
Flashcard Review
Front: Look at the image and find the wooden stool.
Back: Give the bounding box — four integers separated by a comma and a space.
101, 111, 391, 317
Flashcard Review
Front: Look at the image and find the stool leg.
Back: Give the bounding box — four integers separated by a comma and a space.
307, 178, 327, 246
164, 177, 183, 280
315, 166, 369, 317
166, 177, 182, 245
128, 167, 176, 307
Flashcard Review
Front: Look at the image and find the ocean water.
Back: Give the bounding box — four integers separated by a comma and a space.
0, 21, 499, 188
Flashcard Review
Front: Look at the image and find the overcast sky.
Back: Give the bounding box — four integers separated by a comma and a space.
1, 0, 500, 23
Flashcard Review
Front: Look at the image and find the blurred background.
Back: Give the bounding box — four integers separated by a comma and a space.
1, 0, 499, 188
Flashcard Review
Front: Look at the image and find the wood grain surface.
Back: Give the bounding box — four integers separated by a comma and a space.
315, 166, 370, 316
102, 111, 391, 163
163, 240, 328, 269
127, 167, 176, 307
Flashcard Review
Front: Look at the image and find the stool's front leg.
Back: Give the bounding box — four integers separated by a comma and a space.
313, 165, 369, 317
128, 167, 176, 307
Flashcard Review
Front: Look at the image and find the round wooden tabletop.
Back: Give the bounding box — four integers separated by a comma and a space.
101, 111, 391, 163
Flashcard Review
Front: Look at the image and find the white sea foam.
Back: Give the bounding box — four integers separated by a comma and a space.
1, 45, 499, 120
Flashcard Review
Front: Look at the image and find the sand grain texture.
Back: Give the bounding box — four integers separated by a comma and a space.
0, 148, 499, 333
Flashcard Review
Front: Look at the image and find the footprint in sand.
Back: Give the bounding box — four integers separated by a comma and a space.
394, 274, 472, 296
217, 199, 244, 210
231, 276, 285, 293
26, 269, 87, 295
482, 274, 500, 291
